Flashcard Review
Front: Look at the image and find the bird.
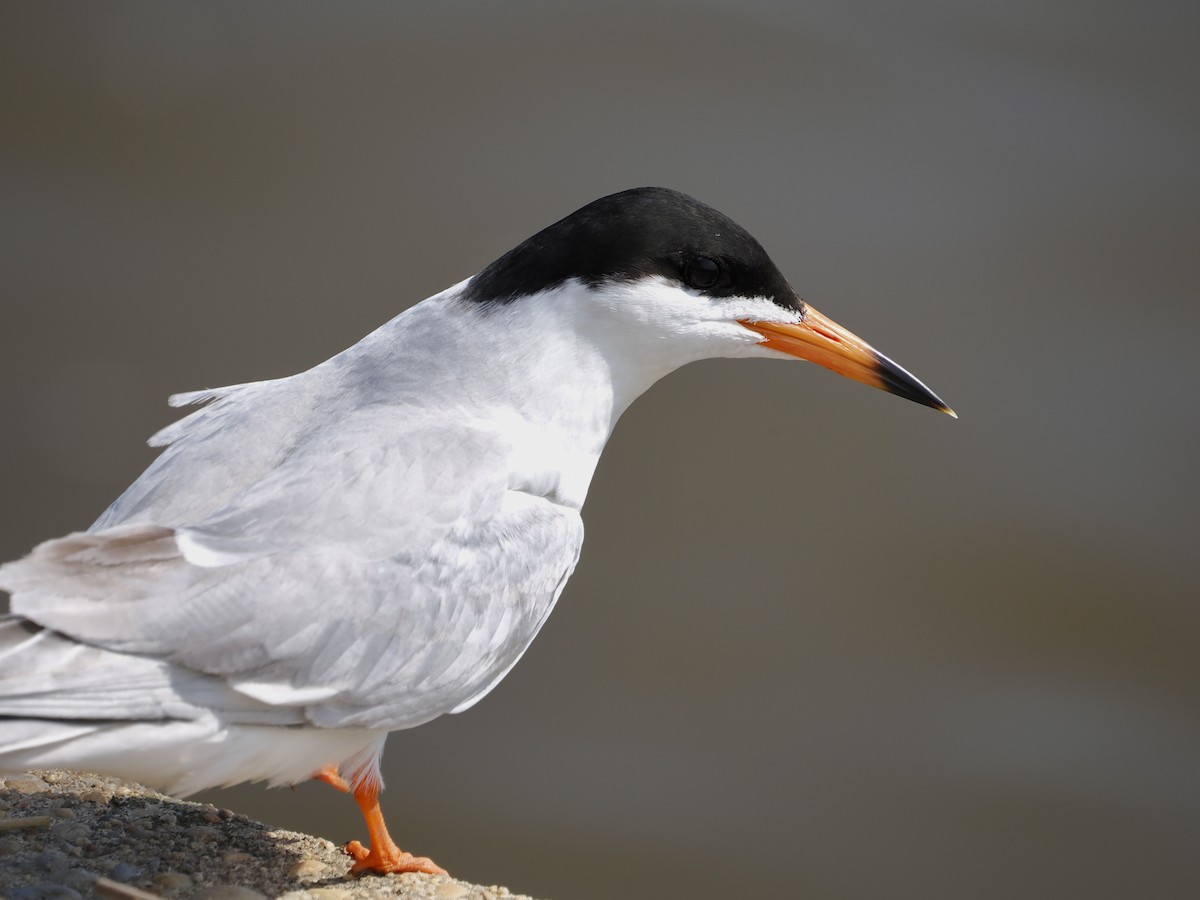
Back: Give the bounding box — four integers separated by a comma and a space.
0, 187, 953, 875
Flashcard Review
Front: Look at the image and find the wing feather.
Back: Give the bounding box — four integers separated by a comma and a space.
1, 393, 583, 730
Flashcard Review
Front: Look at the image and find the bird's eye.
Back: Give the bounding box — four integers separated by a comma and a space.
683, 256, 722, 290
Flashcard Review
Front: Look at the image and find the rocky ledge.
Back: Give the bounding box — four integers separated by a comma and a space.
0, 771, 537, 900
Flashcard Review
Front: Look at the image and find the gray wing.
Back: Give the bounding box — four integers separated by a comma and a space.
2, 384, 583, 730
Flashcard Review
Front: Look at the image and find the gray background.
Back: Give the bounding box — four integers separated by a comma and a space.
2, 2, 1198, 898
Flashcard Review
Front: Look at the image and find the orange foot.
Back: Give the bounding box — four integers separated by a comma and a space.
314, 771, 449, 877
345, 838, 447, 876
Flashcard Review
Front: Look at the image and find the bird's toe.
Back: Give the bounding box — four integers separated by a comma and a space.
344, 840, 448, 876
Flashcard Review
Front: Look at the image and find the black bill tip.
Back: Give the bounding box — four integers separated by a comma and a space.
872, 350, 956, 417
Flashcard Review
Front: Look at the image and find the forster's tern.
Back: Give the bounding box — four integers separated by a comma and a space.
0, 187, 952, 875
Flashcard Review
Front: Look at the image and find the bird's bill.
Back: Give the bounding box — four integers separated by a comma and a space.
739, 306, 955, 416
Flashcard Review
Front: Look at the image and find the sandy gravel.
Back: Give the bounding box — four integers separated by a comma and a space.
0, 771, 539, 900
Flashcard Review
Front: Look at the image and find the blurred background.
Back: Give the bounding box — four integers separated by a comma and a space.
2, 2, 1198, 898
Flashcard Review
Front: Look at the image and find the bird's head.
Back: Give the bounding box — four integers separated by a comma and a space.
461, 187, 954, 416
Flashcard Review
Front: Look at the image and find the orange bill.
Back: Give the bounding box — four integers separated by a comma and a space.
739, 306, 955, 416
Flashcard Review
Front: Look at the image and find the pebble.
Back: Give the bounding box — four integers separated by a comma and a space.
152, 872, 195, 894
52, 822, 89, 846
33, 848, 68, 870
223, 850, 255, 864
3, 775, 49, 794
108, 861, 143, 881
189, 824, 222, 843
435, 884, 470, 899
55, 869, 98, 892
79, 789, 109, 804
288, 858, 328, 879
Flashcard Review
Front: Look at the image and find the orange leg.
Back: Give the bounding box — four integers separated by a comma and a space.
313, 766, 351, 793
314, 769, 446, 876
